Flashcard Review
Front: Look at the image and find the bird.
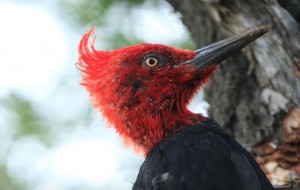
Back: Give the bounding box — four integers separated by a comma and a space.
77, 25, 275, 190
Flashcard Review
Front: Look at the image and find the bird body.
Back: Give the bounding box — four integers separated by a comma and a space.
133, 119, 274, 190
78, 25, 274, 189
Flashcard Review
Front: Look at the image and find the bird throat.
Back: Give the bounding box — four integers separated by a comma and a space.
112, 96, 205, 155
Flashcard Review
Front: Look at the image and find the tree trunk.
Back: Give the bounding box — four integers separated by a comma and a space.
166, 0, 300, 188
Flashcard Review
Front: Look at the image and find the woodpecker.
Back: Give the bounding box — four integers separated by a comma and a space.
78, 25, 274, 190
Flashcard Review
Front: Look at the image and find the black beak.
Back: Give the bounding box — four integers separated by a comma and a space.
177, 25, 271, 70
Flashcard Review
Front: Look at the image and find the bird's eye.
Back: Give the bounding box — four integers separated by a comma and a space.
142, 53, 163, 68
145, 57, 159, 67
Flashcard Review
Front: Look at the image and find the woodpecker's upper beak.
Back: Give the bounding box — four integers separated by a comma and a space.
177, 25, 271, 70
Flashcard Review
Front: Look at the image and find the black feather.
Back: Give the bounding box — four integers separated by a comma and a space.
133, 119, 274, 190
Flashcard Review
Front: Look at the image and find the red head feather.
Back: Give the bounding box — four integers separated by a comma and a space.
78, 28, 215, 154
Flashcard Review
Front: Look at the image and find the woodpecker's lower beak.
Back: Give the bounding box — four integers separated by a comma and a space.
177, 25, 271, 70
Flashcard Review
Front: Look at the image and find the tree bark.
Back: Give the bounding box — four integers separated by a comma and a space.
166, 0, 300, 188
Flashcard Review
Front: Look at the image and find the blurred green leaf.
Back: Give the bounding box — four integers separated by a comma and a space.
0, 164, 22, 190
106, 32, 144, 49
58, 0, 193, 50
174, 36, 195, 50
0, 93, 51, 145
59, 0, 149, 26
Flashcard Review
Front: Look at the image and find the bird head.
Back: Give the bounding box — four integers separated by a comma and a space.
78, 25, 271, 154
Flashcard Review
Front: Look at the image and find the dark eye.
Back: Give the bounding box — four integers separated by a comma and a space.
142, 53, 163, 68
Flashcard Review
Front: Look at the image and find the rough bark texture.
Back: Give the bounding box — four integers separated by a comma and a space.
166, 0, 300, 188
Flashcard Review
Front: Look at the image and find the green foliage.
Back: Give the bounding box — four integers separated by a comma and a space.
59, 0, 149, 26
59, 0, 193, 50
0, 93, 51, 145
0, 164, 22, 190
175, 38, 195, 50
107, 32, 144, 49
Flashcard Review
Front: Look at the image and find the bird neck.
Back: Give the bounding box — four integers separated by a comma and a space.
112, 99, 205, 155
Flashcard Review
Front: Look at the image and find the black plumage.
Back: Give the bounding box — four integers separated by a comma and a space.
133, 119, 274, 190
